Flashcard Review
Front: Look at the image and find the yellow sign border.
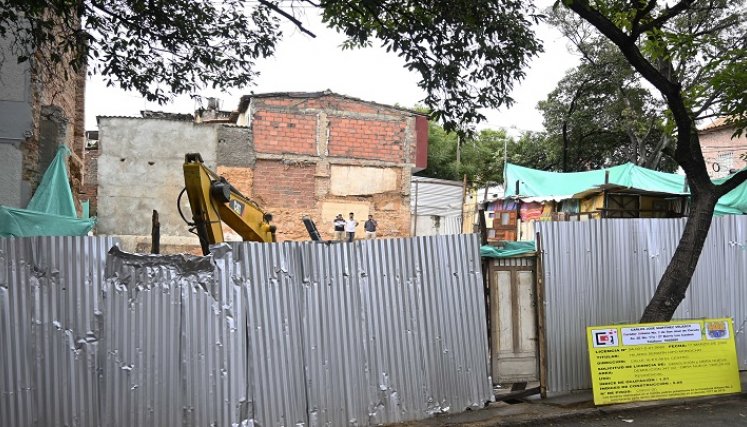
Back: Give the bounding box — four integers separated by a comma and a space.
587, 317, 741, 405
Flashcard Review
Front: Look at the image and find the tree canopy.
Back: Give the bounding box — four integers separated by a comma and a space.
0, 0, 543, 132
3, 0, 747, 323
537, 7, 678, 172
417, 118, 510, 186
562, 0, 747, 322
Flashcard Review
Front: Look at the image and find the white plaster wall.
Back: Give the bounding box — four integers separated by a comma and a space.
329, 165, 399, 196
700, 127, 747, 178
96, 118, 219, 236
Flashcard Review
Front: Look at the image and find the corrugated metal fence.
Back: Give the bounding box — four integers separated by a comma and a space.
1, 234, 491, 427
537, 216, 747, 392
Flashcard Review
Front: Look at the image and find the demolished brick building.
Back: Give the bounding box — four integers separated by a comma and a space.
89, 91, 428, 251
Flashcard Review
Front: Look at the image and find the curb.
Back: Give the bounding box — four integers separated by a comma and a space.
495, 391, 747, 426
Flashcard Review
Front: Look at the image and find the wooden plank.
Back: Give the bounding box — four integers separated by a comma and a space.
535, 232, 548, 398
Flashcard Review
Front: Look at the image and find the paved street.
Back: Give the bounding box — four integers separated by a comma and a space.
514, 395, 747, 426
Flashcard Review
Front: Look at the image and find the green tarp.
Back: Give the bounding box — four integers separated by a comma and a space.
0, 145, 95, 237
26, 145, 78, 217
0, 206, 95, 237
481, 241, 536, 258
505, 163, 747, 215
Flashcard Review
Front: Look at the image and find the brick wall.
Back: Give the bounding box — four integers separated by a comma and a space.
252, 160, 316, 209
245, 93, 419, 242
216, 166, 253, 197
328, 118, 405, 162
252, 111, 317, 155
80, 146, 100, 216
24, 23, 86, 210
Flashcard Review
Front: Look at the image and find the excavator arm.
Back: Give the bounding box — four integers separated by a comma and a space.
182, 153, 276, 255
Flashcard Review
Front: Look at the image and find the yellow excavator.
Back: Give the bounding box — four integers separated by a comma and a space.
179, 153, 276, 255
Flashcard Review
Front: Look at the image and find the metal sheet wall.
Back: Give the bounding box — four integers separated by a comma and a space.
1, 234, 491, 426
231, 234, 492, 426
537, 216, 747, 392
99, 247, 250, 427
0, 236, 117, 427
410, 176, 464, 217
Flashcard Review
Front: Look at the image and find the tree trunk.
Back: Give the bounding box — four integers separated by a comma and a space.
639, 190, 718, 322
643, 134, 670, 170
563, 0, 747, 324
562, 121, 570, 172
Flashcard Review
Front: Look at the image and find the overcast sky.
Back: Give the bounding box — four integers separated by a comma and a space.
84, 2, 579, 135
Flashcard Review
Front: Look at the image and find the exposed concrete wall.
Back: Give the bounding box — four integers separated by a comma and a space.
0, 33, 86, 209
217, 125, 254, 167
0, 144, 26, 207
96, 117, 220, 241
0, 38, 34, 207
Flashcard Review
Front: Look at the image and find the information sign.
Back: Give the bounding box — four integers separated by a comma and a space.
587, 318, 741, 405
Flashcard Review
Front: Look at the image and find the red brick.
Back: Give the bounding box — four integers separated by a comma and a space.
253, 160, 316, 209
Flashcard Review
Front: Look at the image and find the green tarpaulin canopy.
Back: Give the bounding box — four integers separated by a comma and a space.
480, 241, 536, 258
505, 163, 747, 215
0, 145, 95, 237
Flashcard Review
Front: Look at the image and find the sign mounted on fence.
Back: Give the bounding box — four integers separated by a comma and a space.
587, 318, 741, 405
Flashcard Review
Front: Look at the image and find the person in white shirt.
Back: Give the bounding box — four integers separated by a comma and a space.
345, 212, 358, 242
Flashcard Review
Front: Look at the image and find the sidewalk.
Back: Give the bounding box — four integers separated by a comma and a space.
401, 372, 747, 426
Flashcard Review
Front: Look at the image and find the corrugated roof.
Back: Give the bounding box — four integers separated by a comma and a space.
699, 117, 732, 132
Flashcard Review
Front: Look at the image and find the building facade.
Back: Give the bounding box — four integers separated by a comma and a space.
92, 91, 428, 252
699, 118, 747, 179
0, 37, 86, 210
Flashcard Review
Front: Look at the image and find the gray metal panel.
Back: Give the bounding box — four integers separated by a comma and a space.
537, 216, 747, 392
101, 247, 252, 427
233, 242, 308, 427
2, 234, 490, 426
417, 234, 492, 413
411, 177, 464, 217
233, 235, 492, 426
0, 236, 117, 427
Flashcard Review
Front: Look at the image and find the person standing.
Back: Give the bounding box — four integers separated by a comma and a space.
345, 212, 358, 242
333, 214, 346, 241
364, 214, 378, 239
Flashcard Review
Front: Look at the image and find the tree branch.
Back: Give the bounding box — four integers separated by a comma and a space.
693, 89, 724, 118
630, 0, 658, 38
565, 0, 712, 187
716, 168, 747, 198
565, 1, 677, 95
257, 0, 316, 38
635, 0, 697, 37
